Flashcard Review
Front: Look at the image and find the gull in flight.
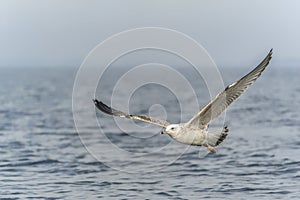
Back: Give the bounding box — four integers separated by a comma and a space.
93, 49, 272, 153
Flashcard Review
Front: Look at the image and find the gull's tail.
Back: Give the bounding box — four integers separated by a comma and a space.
207, 126, 229, 147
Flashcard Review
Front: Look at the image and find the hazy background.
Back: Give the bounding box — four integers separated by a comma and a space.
0, 0, 299, 68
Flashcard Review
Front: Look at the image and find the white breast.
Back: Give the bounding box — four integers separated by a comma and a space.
171, 128, 207, 146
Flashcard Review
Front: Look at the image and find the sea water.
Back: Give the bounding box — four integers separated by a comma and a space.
0, 66, 299, 199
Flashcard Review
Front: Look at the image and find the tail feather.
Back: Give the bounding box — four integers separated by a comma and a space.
207, 126, 229, 147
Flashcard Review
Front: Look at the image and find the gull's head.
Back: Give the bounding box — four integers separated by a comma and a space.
161, 124, 181, 137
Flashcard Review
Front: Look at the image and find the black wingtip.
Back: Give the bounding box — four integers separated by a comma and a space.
263, 49, 273, 63
93, 98, 102, 107
268, 49, 273, 59
93, 99, 103, 110
92, 99, 114, 115
93, 99, 99, 105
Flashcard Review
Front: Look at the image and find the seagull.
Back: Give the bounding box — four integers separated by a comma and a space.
93, 49, 273, 153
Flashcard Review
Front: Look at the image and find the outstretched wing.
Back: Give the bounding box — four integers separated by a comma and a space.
93, 99, 170, 127
187, 49, 273, 128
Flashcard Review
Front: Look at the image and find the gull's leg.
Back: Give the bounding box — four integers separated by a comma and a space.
207, 145, 216, 153
203, 144, 216, 153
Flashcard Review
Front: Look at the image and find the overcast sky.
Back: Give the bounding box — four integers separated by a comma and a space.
0, 0, 299, 68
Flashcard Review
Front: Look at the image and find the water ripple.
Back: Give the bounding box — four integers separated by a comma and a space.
0, 68, 299, 199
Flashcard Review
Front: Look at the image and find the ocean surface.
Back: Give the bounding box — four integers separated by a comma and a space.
0, 66, 299, 199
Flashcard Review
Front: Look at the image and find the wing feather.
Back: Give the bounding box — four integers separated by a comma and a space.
93, 99, 170, 127
186, 49, 273, 128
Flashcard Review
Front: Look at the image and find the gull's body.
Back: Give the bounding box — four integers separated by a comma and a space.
165, 125, 207, 146
162, 124, 228, 153
93, 49, 272, 153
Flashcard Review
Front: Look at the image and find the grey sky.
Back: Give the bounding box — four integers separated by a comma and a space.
0, 0, 299, 68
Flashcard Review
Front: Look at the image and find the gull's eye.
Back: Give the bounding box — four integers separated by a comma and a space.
171, 127, 175, 130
